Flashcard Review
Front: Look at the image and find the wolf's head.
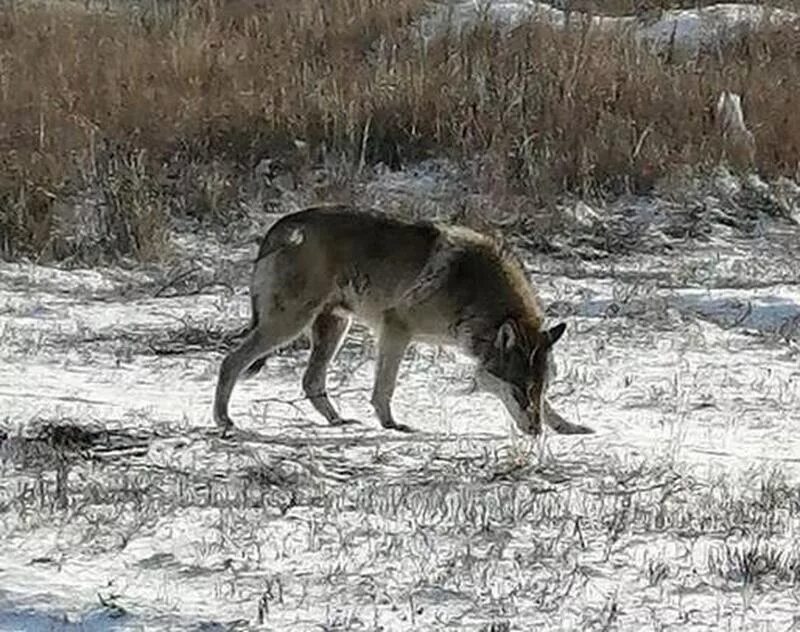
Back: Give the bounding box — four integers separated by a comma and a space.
479, 319, 566, 435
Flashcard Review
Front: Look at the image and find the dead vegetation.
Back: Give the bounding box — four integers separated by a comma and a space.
1, 0, 799, 261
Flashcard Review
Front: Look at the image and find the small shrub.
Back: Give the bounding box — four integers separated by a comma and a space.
709, 538, 800, 585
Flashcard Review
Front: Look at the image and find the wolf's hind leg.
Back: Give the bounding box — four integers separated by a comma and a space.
213, 314, 312, 433
303, 311, 356, 426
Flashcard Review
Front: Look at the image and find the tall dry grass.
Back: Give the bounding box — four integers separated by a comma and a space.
0, 0, 799, 261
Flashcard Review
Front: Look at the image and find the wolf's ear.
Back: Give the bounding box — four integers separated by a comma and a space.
543, 322, 566, 349
495, 320, 517, 353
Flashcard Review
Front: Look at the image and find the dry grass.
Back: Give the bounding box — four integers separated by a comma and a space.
1, 0, 799, 261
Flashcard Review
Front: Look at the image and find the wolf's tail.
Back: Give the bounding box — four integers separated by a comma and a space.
242, 293, 266, 379
242, 220, 306, 379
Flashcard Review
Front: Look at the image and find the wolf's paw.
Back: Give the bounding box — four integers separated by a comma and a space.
329, 417, 361, 427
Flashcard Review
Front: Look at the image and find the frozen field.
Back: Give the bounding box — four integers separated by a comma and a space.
2, 184, 800, 630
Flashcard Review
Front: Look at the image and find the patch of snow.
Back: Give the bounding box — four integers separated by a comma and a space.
565, 200, 602, 229
0, 590, 131, 632
415, 1, 799, 55
415, 0, 612, 39
361, 158, 469, 220
676, 286, 800, 338
637, 3, 799, 55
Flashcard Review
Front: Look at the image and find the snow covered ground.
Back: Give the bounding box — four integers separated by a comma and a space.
2, 162, 800, 629
416, 1, 800, 55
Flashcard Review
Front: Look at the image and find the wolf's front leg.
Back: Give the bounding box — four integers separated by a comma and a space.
542, 399, 594, 435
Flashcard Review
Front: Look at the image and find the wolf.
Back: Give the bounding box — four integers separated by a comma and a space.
213, 205, 593, 436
